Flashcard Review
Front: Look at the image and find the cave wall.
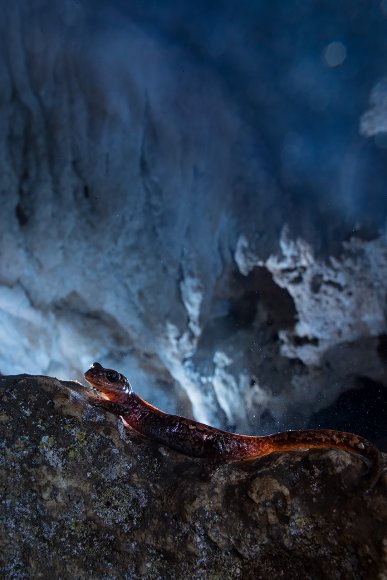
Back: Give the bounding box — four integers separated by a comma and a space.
0, 0, 386, 438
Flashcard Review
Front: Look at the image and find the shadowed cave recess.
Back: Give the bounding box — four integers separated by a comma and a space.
0, 0, 386, 449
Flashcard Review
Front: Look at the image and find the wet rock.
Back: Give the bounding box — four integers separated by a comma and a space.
1, 374, 386, 579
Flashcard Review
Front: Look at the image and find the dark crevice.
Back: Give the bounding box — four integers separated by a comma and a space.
193, 266, 297, 382
227, 266, 297, 331
250, 267, 297, 328
377, 334, 387, 364
15, 202, 29, 226
310, 274, 323, 293
309, 376, 387, 450
292, 335, 319, 347
229, 291, 258, 329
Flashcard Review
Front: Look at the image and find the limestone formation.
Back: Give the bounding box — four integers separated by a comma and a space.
0, 1, 386, 444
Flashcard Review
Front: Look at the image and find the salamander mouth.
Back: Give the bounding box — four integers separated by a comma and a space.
83, 371, 112, 400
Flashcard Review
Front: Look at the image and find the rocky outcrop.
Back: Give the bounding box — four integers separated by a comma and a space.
1, 373, 386, 579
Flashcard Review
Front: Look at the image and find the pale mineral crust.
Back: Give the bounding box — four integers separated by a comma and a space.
1, 374, 386, 580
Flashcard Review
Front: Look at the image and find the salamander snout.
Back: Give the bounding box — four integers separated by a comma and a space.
84, 362, 132, 399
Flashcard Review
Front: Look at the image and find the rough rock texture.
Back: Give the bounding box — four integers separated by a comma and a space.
230, 231, 387, 437
1, 374, 387, 579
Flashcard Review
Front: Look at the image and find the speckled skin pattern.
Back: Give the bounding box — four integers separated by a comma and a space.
84, 363, 382, 491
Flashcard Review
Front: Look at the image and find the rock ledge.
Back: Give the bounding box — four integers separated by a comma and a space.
1, 374, 386, 579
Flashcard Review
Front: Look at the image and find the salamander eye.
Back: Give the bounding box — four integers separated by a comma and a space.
106, 370, 119, 383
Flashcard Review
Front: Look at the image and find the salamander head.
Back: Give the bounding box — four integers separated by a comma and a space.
84, 362, 132, 403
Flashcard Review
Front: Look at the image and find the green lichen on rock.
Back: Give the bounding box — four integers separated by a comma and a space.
74, 430, 88, 446
1, 374, 387, 579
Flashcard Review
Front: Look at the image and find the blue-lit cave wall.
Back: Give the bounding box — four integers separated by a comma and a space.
0, 0, 386, 446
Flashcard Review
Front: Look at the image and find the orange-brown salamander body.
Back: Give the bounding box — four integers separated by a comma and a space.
84, 363, 383, 491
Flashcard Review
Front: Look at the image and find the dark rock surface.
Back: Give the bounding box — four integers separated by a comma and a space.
1, 374, 386, 579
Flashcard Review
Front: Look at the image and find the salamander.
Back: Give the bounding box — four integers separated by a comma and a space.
84, 362, 383, 491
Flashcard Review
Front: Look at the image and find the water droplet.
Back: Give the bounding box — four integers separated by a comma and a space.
323, 41, 347, 68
